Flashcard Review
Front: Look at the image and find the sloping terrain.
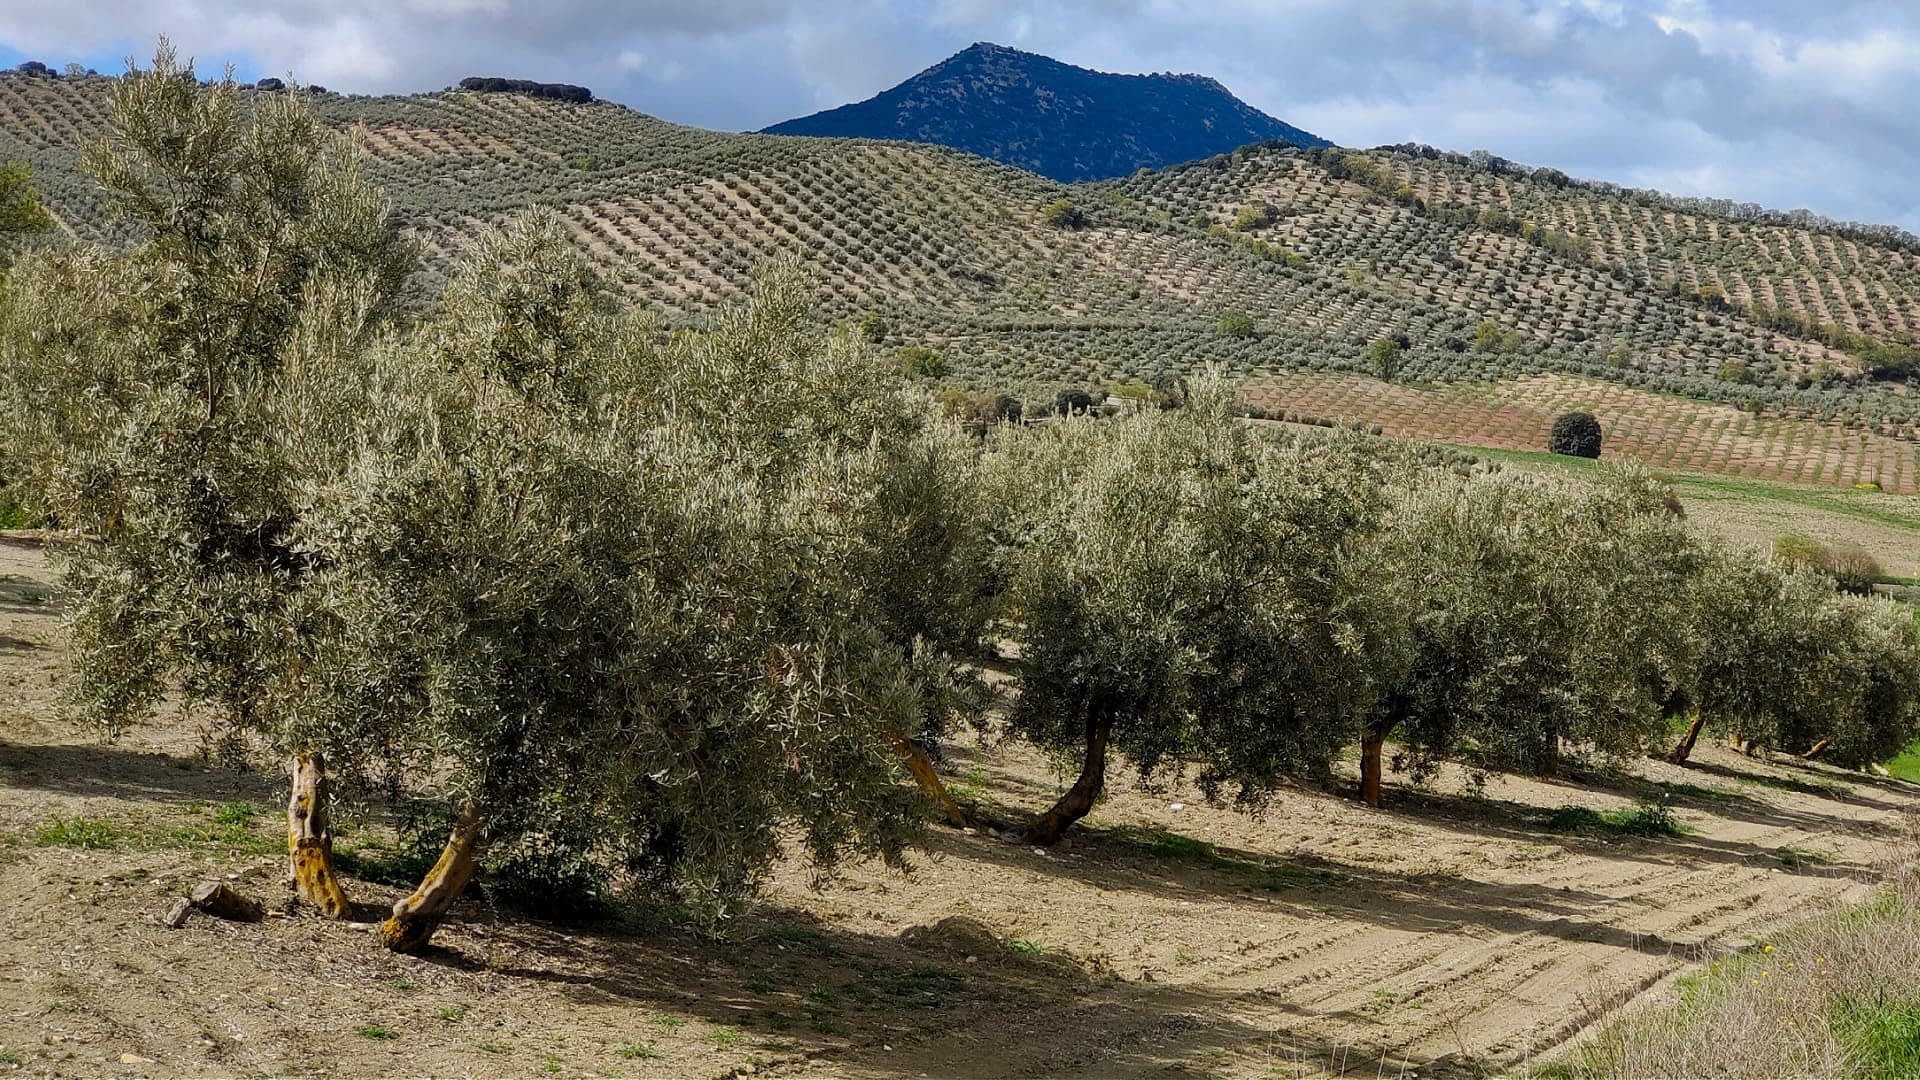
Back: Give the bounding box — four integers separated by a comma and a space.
1, 69, 1918, 469
3, 535, 1916, 1077
762, 42, 1328, 182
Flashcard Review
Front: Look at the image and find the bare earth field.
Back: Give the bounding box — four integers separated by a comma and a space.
3, 534, 1918, 1078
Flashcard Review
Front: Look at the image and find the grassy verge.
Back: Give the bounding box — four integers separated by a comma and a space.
1553, 862, 1920, 1077
1443, 443, 1920, 530
1885, 744, 1920, 784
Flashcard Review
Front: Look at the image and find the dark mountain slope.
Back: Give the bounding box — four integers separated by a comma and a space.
762, 42, 1330, 182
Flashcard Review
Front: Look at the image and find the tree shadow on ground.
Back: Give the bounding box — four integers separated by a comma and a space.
390, 897, 1407, 1079
912, 803, 1778, 967
0, 632, 44, 653
0, 738, 279, 807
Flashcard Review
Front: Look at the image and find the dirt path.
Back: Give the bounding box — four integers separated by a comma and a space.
1, 535, 1914, 1078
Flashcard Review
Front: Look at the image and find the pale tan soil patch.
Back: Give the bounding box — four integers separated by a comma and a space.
1245, 372, 1920, 494
1, 536, 1915, 1077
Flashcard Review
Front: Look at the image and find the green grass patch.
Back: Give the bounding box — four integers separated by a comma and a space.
35, 804, 279, 855
1007, 938, 1048, 956
1776, 845, 1839, 869
1832, 997, 1920, 1079
357, 1025, 397, 1041
616, 1043, 659, 1060
1884, 742, 1920, 784
1543, 801, 1688, 838
34, 816, 129, 849
0, 497, 35, 529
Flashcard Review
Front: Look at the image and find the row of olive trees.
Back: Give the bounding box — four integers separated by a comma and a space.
4, 51, 1917, 955
0, 50, 993, 951
991, 401, 1920, 829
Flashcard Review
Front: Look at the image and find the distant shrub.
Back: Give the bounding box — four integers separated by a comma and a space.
457, 77, 592, 104
1771, 532, 1826, 572
1776, 534, 1884, 593
897, 345, 947, 378
1547, 412, 1602, 458
1368, 337, 1404, 383
1231, 203, 1278, 231
1042, 199, 1084, 229
1217, 310, 1255, 339
255, 77, 285, 92
856, 311, 888, 343
1824, 542, 1885, 594
1054, 387, 1094, 415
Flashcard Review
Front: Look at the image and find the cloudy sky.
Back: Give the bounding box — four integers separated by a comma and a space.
1, 1, 1914, 232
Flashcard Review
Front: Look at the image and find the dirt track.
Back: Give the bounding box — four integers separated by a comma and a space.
1, 534, 1914, 1078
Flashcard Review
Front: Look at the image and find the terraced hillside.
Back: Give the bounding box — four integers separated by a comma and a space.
3, 69, 1918, 454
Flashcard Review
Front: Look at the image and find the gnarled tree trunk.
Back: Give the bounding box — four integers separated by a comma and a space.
286, 752, 350, 918
1360, 731, 1386, 808
1028, 713, 1111, 846
380, 802, 486, 954
887, 726, 967, 828
1804, 738, 1831, 760
1669, 713, 1707, 765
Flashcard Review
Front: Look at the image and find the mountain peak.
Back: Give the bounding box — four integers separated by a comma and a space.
762, 45, 1329, 182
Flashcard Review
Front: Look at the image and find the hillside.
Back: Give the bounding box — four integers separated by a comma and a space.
3, 69, 1920, 476
762, 42, 1329, 182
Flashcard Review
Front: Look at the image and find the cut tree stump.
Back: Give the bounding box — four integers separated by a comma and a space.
190, 880, 264, 922
287, 752, 351, 918
163, 896, 193, 929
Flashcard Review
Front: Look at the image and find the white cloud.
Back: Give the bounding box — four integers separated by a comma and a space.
0, 0, 1912, 230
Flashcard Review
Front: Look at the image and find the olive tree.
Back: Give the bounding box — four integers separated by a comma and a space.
0, 46, 412, 917
1360, 467, 1705, 803
1672, 558, 1853, 764
280, 222, 992, 949
987, 376, 1388, 844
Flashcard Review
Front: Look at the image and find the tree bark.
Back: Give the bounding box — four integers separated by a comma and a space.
379, 802, 485, 954
286, 752, 350, 918
1804, 738, 1831, 760
1669, 713, 1707, 765
1360, 731, 1386, 808
1028, 713, 1111, 845
887, 726, 967, 828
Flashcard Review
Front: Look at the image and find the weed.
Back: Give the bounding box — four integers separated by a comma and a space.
358, 1026, 397, 1041
477, 1041, 507, 1054
1007, 938, 1048, 955
436, 1005, 466, 1021
35, 816, 125, 849
1777, 845, 1839, 869
706, 1028, 743, 1047
743, 973, 776, 993
804, 984, 835, 1006
542, 1056, 563, 1074
616, 1043, 659, 1060
0, 1048, 22, 1066
1544, 799, 1687, 838
647, 1014, 688, 1029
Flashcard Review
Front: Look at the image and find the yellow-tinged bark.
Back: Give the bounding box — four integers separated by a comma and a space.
286, 752, 350, 918
379, 802, 485, 953
888, 726, 967, 828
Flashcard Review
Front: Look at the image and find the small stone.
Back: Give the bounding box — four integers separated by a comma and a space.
120, 1053, 156, 1064
1168, 802, 1185, 812
163, 897, 192, 929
